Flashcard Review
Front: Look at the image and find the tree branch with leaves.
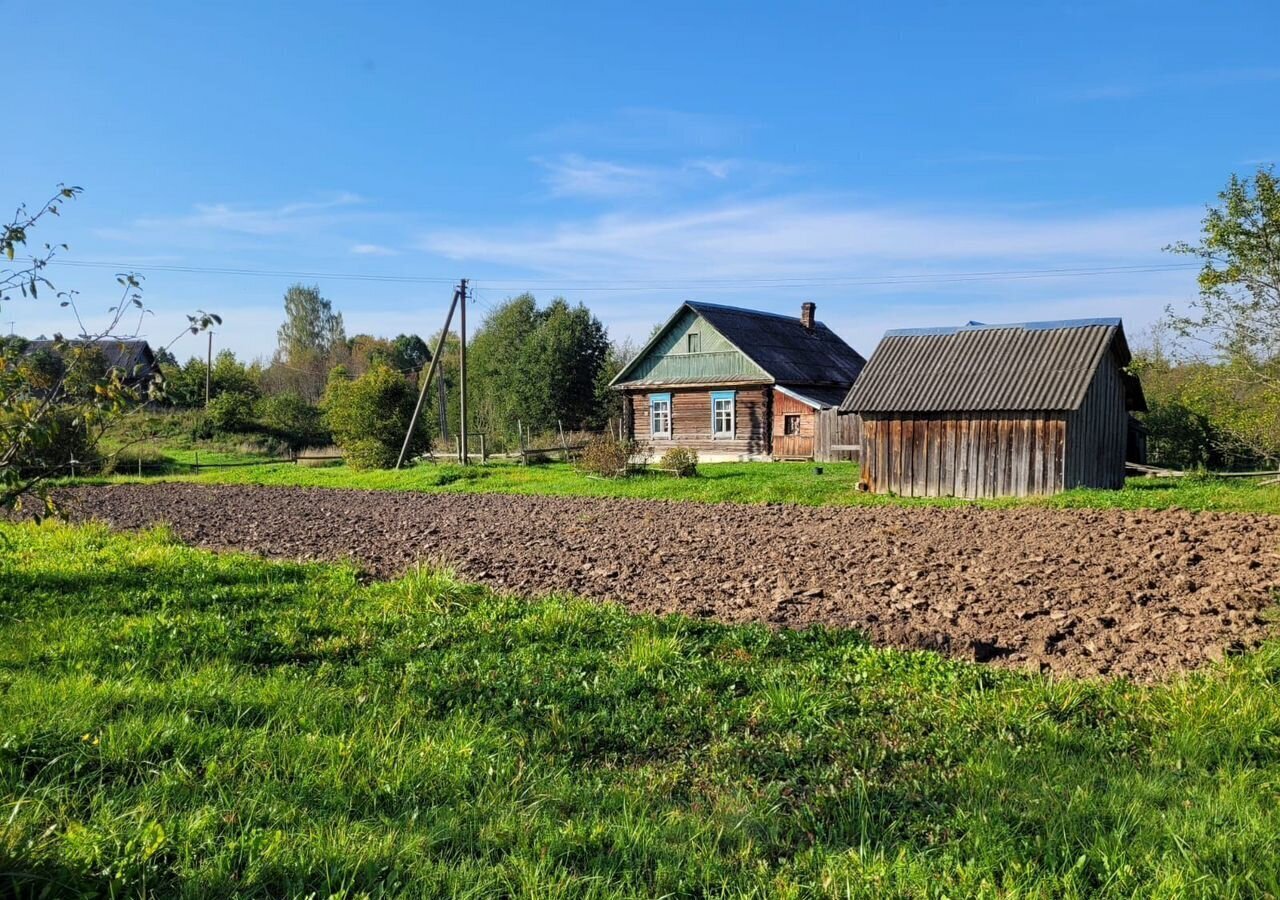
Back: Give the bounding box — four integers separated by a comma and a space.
1164, 166, 1280, 461
1, 187, 219, 515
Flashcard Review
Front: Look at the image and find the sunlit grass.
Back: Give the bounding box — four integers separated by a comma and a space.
63, 458, 1280, 513
2, 521, 1279, 896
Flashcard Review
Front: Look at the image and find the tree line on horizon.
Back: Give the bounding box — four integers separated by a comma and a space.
149, 282, 634, 461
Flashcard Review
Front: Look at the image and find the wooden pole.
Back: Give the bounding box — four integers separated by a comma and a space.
396, 286, 460, 469
204, 330, 213, 408
558, 419, 569, 462
518, 419, 525, 465
479, 432, 487, 463
458, 278, 469, 464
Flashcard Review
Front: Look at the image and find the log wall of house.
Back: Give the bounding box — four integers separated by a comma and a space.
1064, 356, 1128, 489
624, 387, 770, 457
859, 412, 1067, 498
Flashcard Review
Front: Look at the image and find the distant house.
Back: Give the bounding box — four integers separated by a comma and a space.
23, 338, 160, 393
840, 318, 1146, 497
611, 301, 866, 461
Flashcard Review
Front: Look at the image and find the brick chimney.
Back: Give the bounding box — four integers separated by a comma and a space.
800, 301, 816, 331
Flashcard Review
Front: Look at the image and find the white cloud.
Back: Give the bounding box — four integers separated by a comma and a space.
536, 154, 796, 199
350, 243, 398, 256
420, 196, 1200, 280
133, 192, 365, 237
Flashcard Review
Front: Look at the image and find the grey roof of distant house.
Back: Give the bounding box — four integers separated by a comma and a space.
24, 339, 158, 376
839, 318, 1146, 414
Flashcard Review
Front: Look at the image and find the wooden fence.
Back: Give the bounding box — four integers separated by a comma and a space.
814, 410, 861, 463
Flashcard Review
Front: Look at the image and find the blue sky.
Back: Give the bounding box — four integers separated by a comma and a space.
6, 0, 1279, 361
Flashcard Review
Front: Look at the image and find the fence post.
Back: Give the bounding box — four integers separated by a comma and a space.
518, 419, 525, 466
480, 432, 487, 463
558, 420, 569, 462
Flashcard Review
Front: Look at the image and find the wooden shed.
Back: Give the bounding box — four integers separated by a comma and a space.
611, 301, 866, 461
840, 318, 1146, 497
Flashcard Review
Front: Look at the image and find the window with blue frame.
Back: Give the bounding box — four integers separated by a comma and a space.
711, 391, 735, 438
649, 393, 671, 438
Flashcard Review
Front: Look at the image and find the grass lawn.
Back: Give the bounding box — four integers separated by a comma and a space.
65, 458, 1280, 513
3, 522, 1279, 897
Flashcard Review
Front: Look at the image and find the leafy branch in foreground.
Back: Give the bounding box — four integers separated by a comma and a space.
0, 187, 219, 515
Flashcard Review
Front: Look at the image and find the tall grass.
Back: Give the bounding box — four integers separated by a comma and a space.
2, 521, 1279, 896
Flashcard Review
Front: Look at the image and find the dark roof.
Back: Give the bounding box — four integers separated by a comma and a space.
688, 302, 866, 384
25, 339, 158, 376
840, 318, 1145, 414
613, 301, 866, 388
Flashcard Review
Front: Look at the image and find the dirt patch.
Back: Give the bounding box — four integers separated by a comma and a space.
48, 483, 1280, 680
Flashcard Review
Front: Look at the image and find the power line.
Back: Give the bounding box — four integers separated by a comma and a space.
36, 257, 1200, 292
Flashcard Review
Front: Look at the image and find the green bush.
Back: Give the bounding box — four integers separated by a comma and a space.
4, 406, 101, 476
100, 444, 171, 475
257, 392, 330, 450
206, 391, 258, 433
660, 446, 698, 477
322, 365, 427, 470
578, 434, 633, 477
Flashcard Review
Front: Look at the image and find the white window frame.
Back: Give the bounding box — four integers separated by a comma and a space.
649, 393, 672, 439
711, 391, 735, 439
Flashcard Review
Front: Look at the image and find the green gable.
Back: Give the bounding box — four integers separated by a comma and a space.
615, 308, 769, 384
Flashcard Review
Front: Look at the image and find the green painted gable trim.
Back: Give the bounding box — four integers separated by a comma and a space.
610, 306, 770, 386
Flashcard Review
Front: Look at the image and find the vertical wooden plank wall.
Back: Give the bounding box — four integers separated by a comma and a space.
859, 412, 1067, 497
1064, 358, 1128, 489
813, 409, 861, 462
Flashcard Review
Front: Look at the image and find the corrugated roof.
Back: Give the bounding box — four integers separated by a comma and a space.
840, 318, 1143, 414
683, 301, 866, 385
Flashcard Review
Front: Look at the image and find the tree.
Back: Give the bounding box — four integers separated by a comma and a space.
322, 364, 428, 469
465, 294, 612, 439
273, 284, 346, 401
0, 186, 216, 512
516, 298, 610, 432
1166, 166, 1280, 460
389, 333, 431, 373
466, 294, 541, 438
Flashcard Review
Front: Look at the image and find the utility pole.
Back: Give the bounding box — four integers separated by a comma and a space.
205, 330, 213, 407
437, 372, 449, 441
458, 278, 469, 464
396, 284, 461, 469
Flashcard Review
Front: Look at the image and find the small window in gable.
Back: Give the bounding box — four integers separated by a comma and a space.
686, 332, 700, 353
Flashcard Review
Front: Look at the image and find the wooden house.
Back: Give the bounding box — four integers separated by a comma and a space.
611, 301, 866, 461
840, 318, 1146, 497
22, 338, 160, 393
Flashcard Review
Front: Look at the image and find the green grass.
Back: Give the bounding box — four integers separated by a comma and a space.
3, 522, 1280, 897
65, 458, 1280, 513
